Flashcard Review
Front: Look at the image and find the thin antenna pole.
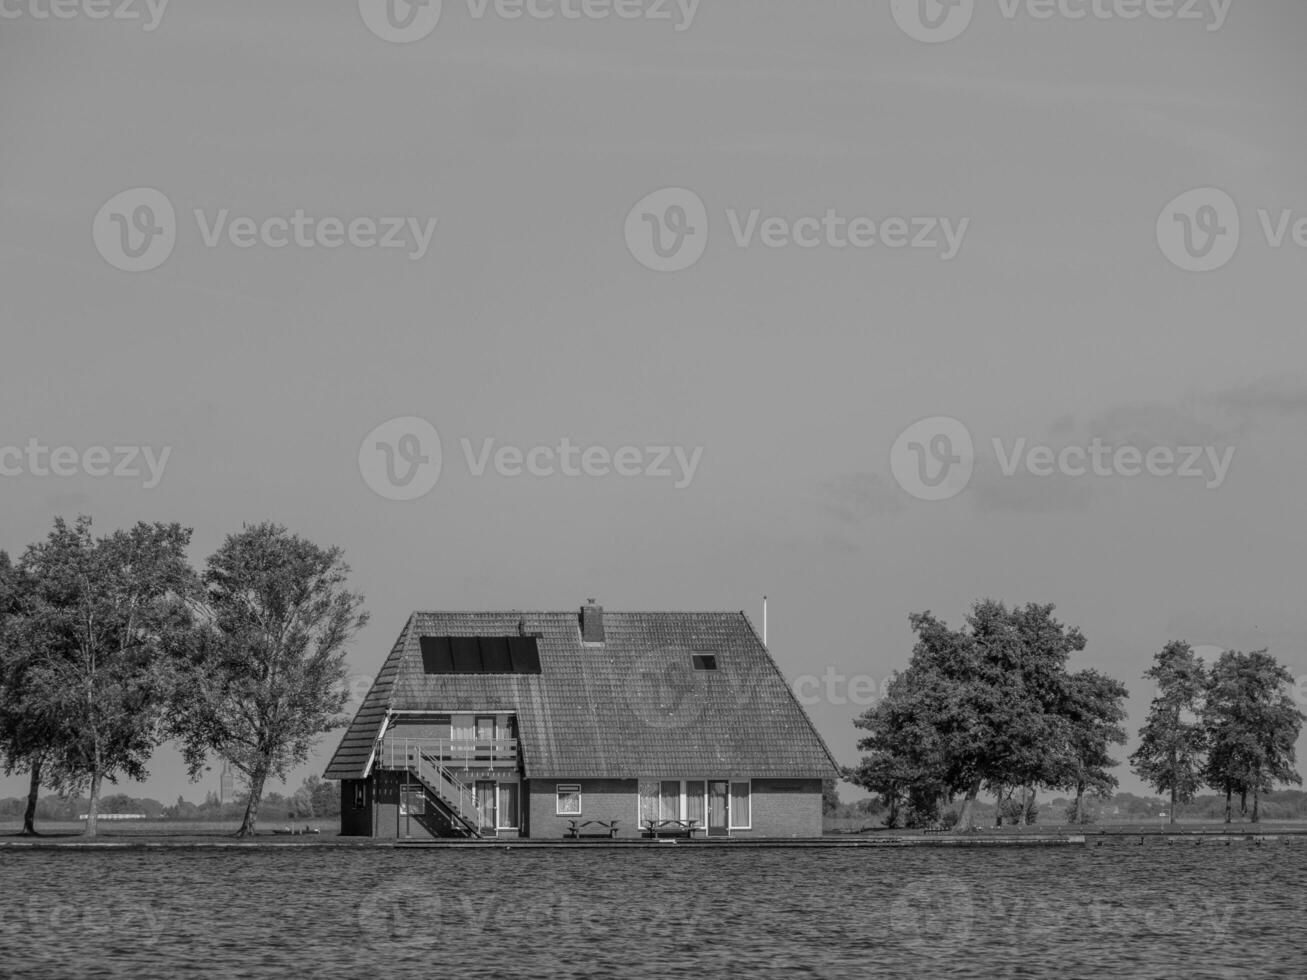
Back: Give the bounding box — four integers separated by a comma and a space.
763, 595, 768, 646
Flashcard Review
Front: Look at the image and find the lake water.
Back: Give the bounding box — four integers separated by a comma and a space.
2, 843, 1304, 978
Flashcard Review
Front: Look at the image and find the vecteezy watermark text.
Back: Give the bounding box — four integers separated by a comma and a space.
891, 0, 1231, 44
0, 0, 169, 30
359, 416, 703, 500
891, 417, 1236, 501
0, 439, 172, 489
625, 187, 969, 272
93, 188, 438, 273
357, 0, 699, 43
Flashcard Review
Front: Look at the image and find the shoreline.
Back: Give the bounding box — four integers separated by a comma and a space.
2, 828, 1304, 850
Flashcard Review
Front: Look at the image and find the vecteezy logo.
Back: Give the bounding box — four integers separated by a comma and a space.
890, 0, 975, 43
888, 875, 974, 953
1157, 187, 1240, 272
356, 882, 442, 952
623, 646, 707, 729
93, 188, 176, 272
358, 417, 442, 500
890, 416, 975, 502
358, 0, 442, 43
624, 187, 709, 272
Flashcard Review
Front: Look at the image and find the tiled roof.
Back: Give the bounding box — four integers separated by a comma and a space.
324, 610, 840, 781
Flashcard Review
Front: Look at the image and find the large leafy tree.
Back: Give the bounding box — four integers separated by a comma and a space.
172, 524, 368, 837
15, 517, 198, 836
1130, 641, 1208, 825
0, 550, 73, 836
1204, 649, 1303, 823
1055, 669, 1129, 824
0, 551, 49, 835
851, 666, 951, 828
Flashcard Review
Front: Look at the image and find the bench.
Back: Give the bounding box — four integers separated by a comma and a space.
642, 819, 703, 839
565, 819, 620, 839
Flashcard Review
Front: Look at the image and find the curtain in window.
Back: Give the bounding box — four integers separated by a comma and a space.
730, 782, 750, 828
659, 781, 680, 821
685, 782, 705, 825
638, 781, 659, 823
497, 783, 519, 829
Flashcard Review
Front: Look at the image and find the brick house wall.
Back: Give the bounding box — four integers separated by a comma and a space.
524, 777, 824, 839
526, 779, 640, 839
727, 779, 823, 838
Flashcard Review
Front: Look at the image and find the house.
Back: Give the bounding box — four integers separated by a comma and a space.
324, 601, 841, 839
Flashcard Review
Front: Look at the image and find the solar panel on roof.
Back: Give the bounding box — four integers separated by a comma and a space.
479, 637, 514, 673
417, 635, 541, 674
449, 637, 483, 673
507, 636, 542, 674
419, 636, 454, 674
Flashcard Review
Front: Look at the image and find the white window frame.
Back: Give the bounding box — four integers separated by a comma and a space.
399, 782, 426, 817
496, 782, 520, 830
556, 784, 582, 816
728, 780, 752, 830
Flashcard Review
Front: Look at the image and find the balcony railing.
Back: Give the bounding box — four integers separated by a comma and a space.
380, 736, 520, 772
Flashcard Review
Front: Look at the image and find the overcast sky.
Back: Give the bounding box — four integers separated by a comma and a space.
2, 0, 1306, 804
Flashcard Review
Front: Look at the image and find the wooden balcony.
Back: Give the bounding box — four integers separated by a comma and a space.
379, 736, 520, 772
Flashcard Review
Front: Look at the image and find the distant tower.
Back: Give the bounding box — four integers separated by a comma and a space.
219, 760, 234, 805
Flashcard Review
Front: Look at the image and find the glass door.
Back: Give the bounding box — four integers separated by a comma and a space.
708, 781, 729, 837
475, 780, 497, 837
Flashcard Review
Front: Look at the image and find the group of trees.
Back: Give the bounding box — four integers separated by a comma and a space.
0, 517, 368, 837
850, 601, 1129, 830
1131, 641, 1304, 823
849, 600, 1305, 830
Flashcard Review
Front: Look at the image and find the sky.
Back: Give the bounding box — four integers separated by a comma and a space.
1, 0, 1306, 804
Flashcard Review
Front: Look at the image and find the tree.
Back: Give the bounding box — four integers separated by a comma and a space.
0, 550, 54, 835
172, 524, 368, 837
852, 601, 1093, 831
822, 778, 842, 816
1130, 642, 1208, 826
7, 519, 196, 836
1056, 670, 1129, 825
1204, 650, 1304, 823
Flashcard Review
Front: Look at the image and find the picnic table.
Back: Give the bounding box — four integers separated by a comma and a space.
565, 819, 620, 839
641, 818, 702, 839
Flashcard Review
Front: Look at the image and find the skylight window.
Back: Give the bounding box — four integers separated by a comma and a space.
691, 654, 718, 671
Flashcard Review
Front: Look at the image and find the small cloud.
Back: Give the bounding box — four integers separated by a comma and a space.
968, 465, 1099, 514
818, 472, 905, 524
1205, 375, 1307, 423
1047, 414, 1077, 438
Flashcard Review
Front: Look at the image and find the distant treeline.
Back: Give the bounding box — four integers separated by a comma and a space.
0, 776, 341, 822
824, 788, 1307, 827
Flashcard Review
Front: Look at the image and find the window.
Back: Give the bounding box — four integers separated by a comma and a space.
691, 654, 717, 670
556, 784, 582, 815
400, 783, 426, 816
497, 784, 519, 830
353, 783, 366, 810
729, 781, 751, 829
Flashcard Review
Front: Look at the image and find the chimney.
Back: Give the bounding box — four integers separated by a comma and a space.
580, 598, 605, 643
